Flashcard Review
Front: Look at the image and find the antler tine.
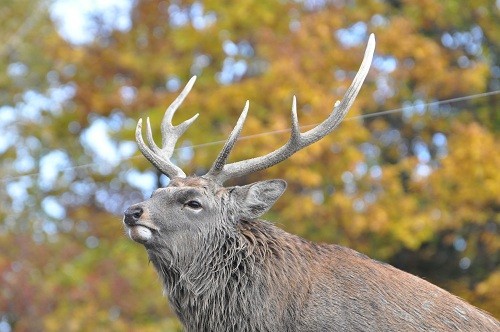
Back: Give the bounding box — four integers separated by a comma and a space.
207, 34, 375, 184
298, 33, 375, 141
135, 76, 199, 179
290, 95, 301, 142
206, 101, 249, 178
161, 76, 197, 139
145, 117, 160, 154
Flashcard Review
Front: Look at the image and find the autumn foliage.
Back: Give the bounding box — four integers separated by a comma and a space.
0, 0, 498, 330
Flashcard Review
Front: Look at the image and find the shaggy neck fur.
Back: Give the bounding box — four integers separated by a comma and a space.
146, 219, 312, 332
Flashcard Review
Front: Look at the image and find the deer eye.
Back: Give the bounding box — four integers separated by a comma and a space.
185, 200, 202, 209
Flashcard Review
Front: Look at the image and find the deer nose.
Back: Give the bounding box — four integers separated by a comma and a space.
124, 205, 144, 226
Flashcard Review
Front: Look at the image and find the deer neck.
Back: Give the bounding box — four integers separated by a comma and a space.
147, 219, 308, 331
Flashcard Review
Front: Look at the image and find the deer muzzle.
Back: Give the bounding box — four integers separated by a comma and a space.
123, 204, 157, 244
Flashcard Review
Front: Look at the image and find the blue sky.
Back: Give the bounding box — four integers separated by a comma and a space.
50, 0, 133, 44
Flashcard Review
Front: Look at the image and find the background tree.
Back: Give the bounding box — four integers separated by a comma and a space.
0, 0, 498, 330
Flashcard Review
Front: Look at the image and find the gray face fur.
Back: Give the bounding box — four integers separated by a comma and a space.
124, 177, 286, 260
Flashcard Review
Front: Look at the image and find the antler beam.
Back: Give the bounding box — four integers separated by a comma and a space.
205, 33, 376, 184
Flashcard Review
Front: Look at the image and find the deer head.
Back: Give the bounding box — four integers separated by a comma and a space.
123, 34, 375, 262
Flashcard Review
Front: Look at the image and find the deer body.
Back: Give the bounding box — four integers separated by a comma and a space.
123, 34, 499, 331
128, 177, 498, 332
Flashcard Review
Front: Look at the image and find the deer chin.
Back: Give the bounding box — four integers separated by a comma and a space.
128, 225, 154, 244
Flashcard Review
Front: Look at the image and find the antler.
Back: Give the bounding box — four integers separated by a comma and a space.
205, 34, 375, 184
136, 76, 199, 179
136, 35, 375, 183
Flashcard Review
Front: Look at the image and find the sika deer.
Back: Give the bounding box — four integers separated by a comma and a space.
123, 34, 499, 331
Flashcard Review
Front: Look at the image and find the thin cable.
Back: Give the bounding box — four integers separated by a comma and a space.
0, 1, 48, 57
1, 89, 498, 183
173, 90, 500, 149
348, 90, 500, 120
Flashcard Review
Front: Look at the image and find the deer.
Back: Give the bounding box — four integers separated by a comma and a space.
122, 34, 499, 331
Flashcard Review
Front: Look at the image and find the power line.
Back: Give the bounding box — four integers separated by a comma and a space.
166, 90, 500, 149
0, 0, 48, 58
348, 90, 499, 120
1, 89, 498, 183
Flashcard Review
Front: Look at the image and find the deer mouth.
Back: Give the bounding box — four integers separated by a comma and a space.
127, 224, 157, 244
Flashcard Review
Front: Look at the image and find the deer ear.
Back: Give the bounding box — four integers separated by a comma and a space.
230, 179, 287, 220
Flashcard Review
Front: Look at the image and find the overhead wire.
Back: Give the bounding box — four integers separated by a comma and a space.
0, 0, 48, 58
1, 89, 498, 183
185, 90, 500, 149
